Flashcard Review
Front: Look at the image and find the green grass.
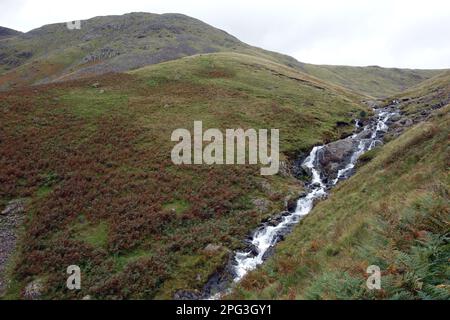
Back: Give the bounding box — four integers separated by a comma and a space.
392, 70, 450, 115
59, 89, 129, 118
131, 52, 365, 153
76, 221, 109, 248
231, 105, 449, 300
0, 52, 368, 299
299, 64, 444, 98
162, 200, 190, 216
2, 12, 444, 98
2, 48, 447, 300
113, 249, 153, 272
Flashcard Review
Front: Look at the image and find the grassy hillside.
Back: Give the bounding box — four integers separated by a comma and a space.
0, 12, 252, 89
1, 12, 444, 98
298, 64, 444, 98
230, 104, 449, 299
0, 52, 368, 299
0, 12, 306, 91
392, 71, 450, 115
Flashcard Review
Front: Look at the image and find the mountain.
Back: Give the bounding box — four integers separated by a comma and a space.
0, 12, 247, 88
0, 12, 444, 98
0, 27, 22, 39
298, 64, 444, 98
0, 12, 448, 300
0, 12, 299, 90
0, 51, 369, 299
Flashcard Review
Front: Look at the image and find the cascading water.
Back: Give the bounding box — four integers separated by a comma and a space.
204, 102, 399, 299
234, 146, 327, 281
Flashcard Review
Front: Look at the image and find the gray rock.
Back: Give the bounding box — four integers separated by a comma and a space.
355, 129, 373, 140
390, 114, 401, 122
1, 199, 24, 216
364, 100, 381, 109
173, 290, 201, 300
286, 198, 297, 212
316, 138, 356, 179
0, 199, 26, 296
278, 160, 291, 177
24, 279, 43, 300
204, 244, 222, 253
252, 198, 270, 214
403, 119, 413, 127
257, 180, 273, 195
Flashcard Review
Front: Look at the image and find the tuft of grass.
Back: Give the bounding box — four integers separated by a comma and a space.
77, 221, 109, 248
162, 200, 190, 216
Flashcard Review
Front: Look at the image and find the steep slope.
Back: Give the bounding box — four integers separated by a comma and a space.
230, 80, 449, 300
298, 64, 444, 98
0, 52, 368, 299
393, 70, 450, 115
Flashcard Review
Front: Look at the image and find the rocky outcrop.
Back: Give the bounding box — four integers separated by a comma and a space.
173, 290, 202, 300
385, 101, 448, 140
0, 199, 26, 296
82, 47, 121, 63
0, 26, 22, 39
23, 279, 43, 300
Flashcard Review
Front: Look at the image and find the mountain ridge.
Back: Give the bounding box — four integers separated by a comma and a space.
0, 12, 446, 97
0, 26, 22, 39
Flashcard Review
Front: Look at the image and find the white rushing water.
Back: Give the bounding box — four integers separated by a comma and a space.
234, 146, 327, 281
231, 105, 398, 283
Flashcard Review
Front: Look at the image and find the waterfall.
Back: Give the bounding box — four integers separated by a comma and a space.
205, 102, 399, 299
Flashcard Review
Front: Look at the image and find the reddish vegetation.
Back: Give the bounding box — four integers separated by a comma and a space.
0, 61, 67, 89
0, 73, 264, 299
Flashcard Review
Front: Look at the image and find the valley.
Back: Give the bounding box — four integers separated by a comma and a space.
0, 12, 448, 300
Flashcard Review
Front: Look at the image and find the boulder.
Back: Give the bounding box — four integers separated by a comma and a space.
316, 138, 355, 179
204, 244, 221, 253
285, 198, 297, 213
23, 279, 43, 300
364, 100, 381, 109
389, 114, 401, 122
356, 130, 372, 140
1, 199, 24, 216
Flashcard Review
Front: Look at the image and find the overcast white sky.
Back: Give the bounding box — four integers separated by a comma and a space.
1, 0, 449, 69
